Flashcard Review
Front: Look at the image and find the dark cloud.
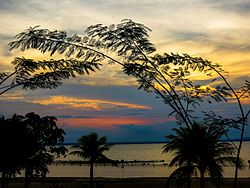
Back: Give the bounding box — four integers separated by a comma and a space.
0, 0, 49, 12
0, 99, 62, 117
167, 29, 250, 54
0, 34, 13, 57
204, 0, 250, 14
0, 0, 17, 11
0, 34, 12, 41
169, 30, 210, 42
57, 115, 95, 119
188, 75, 250, 90
230, 75, 250, 89
213, 43, 250, 53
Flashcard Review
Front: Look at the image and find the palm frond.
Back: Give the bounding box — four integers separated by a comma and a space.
69, 150, 86, 159
165, 165, 197, 188
70, 132, 112, 163
163, 121, 239, 188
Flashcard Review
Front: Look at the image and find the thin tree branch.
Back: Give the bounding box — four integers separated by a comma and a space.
0, 70, 18, 86
181, 79, 190, 114
131, 40, 192, 126
209, 66, 246, 188
0, 84, 20, 95
238, 88, 250, 99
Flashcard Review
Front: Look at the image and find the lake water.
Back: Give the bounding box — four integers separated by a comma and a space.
47, 142, 250, 178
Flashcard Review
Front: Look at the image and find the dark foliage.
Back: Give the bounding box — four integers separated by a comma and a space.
163, 122, 244, 188
0, 112, 67, 188
0, 57, 101, 95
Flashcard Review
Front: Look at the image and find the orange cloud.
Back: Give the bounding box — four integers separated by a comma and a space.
58, 116, 175, 129
229, 98, 250, 105
31, 96, 152, 110
0, 93, 24, 100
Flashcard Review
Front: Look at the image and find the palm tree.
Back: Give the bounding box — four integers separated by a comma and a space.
163, 122, 243, 188
70, 132, 112, 188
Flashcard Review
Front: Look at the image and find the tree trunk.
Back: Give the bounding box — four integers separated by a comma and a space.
186, 163, 191, 188
200, 171, 205, 188
24, 168, 30, 188
1, 171, 6, 188
234, 121, 246, 188
234, 162, 239, 188
1, 171, 11, 188
89, 162, 94, 188
186, 176, 191, 188
24, 180, 30, 188
234, 122, 246, 188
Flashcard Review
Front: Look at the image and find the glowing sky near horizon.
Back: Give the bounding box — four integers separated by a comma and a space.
0, 0, 250, 142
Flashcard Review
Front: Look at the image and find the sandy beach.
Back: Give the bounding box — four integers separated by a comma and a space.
2, 177, 250, 188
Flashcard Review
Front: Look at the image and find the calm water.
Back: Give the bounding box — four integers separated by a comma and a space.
47, 142, 250, 178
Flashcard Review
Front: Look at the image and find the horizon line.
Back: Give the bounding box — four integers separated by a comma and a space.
64, 138, 250, 145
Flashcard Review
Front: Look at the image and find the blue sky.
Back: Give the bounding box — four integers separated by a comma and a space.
0, 0, 250, 142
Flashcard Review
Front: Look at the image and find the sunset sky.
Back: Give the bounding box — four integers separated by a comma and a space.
0, 0, 250, 142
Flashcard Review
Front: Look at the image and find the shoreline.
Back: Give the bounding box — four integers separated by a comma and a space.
64, 140, 250, 145
4, 177, 250, 188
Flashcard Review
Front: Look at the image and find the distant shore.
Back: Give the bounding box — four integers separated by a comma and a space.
4, 177, 250, 188
64, 139, 250, 145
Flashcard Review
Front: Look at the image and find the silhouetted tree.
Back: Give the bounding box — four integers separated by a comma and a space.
70, 132, 112, 188
0, 116, 26, 188
21, 112, 67, 188
0, 113, 67, 188
8, 19, 250, 187
163, 122, 243, 188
